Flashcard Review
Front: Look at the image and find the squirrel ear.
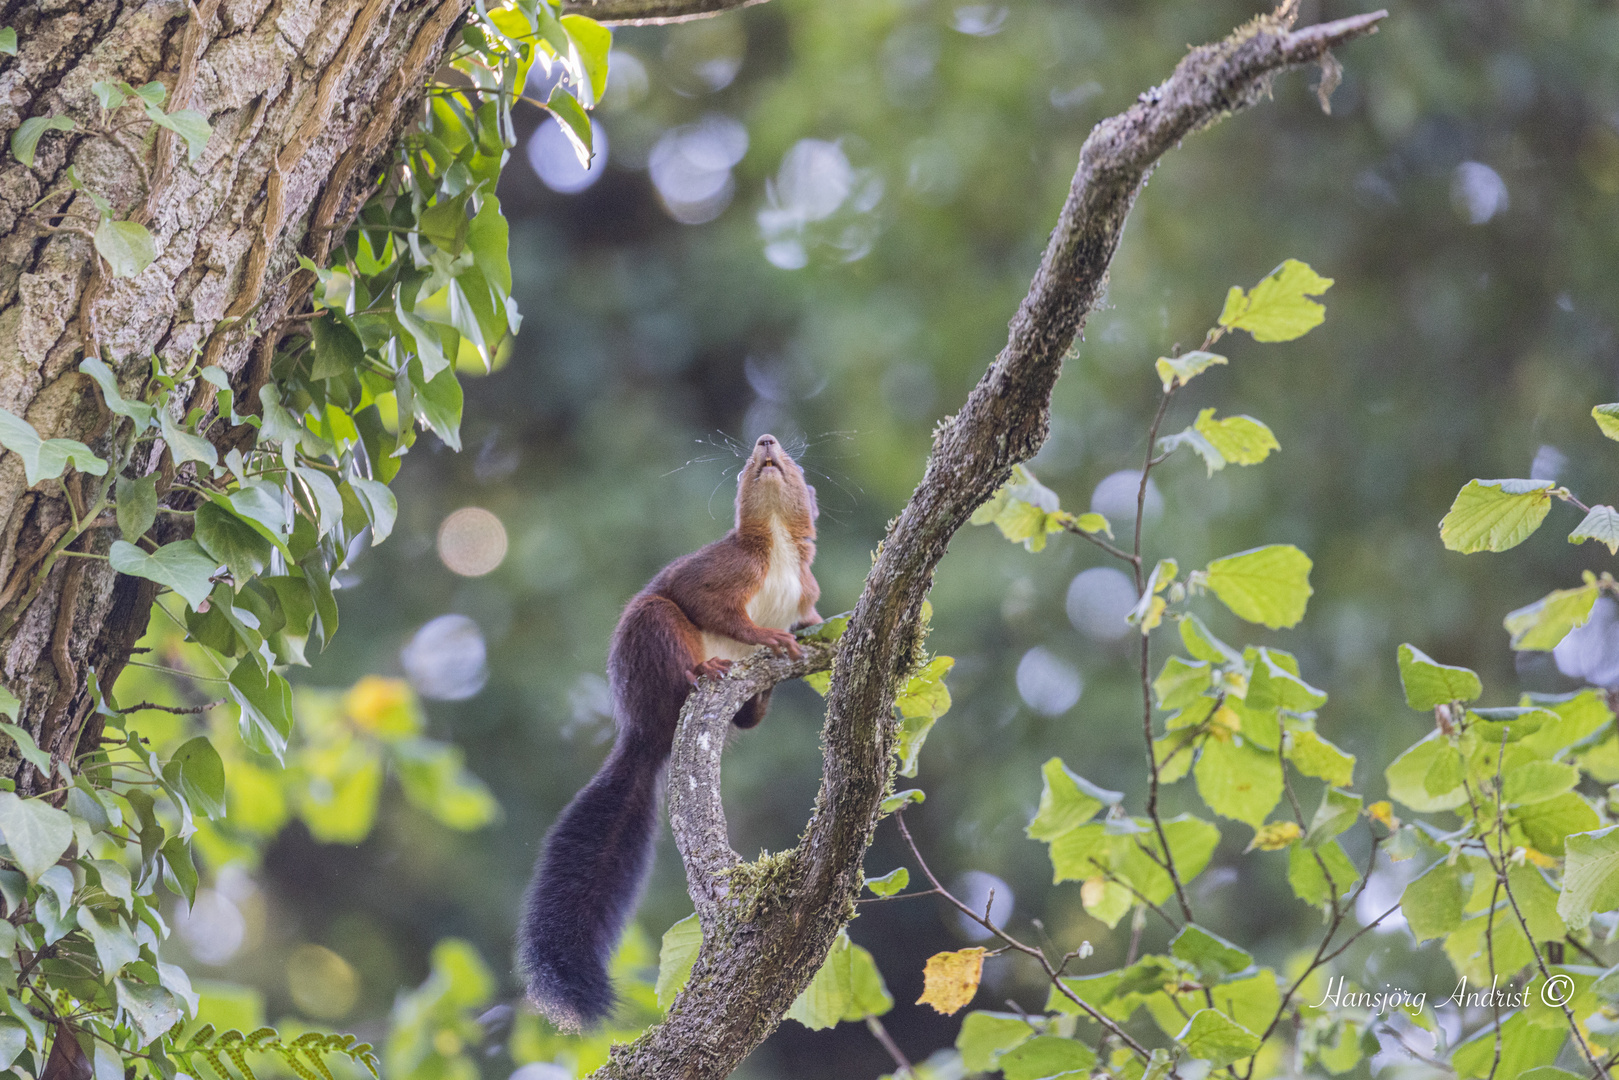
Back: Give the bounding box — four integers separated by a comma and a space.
806, 484, 820, 521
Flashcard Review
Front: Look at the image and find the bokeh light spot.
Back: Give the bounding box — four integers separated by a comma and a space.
438, 507, 509, 578
1066, 567, 1137, 641
527, 117, 609, 194
287, 944, 360, 1019
402, 614, 489, 701
1016, 647, 1083, 715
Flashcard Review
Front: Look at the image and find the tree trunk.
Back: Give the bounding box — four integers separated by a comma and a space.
0, 0, 471, 788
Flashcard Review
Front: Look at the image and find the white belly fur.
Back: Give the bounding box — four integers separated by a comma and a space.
700, 518, 802, 662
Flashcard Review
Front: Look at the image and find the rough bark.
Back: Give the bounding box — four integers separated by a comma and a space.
0, 0, 475, 787
603, 7, 1386, 1078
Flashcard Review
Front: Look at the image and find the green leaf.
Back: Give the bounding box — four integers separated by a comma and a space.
1153, 657, 1212, 711
955, 1011, 1034, 1072
561, 15, 612, 104
94, 217, 157, 277
193, 502, 271, 586
1177, 1008, 1262, 1067
1287, 840, 1358, 906
1179, 613, 1241, 664
879, 788, 924, 815
108, 539, 217, 609
1440, 478, 1555, 553
1503, 760, 1579, 805
1217, 259, 1333, 342
655, 913, 701, 1012
228, 658, 294, 761
1194, 735, 1283, 827
161, 833, 197, 903
144, 106, 211, 161
81, 357, 154, 427
1511, 791, 1599, 856
163, 736, 226, 819
1593, 404, 1619, 442
1170, 924, 1253, 983
1559, 826, 1619, 929
999, 1036, 1096, 1080
1570, 504, 1619, 554
1386, 731, 1469, 812
0, 407, 108, 485
1204, 544, 1313, 629
785, 932, 893, 1030
1182, 409, 1280, 476
395, 294, 448, 381
0, 28, 15, 56
412, 360, 464, 451
864, 868, 909, 897
309, 311, 367, 381
114, 474, 158, 542
1285, 731, 1355, 787
1397, 643, 1483, 709
1246, 648, 1327, 711
1026, 757, 1121, 841
0, 685, 16, 722
350, 478, 398, 544
11, 115, 74, 167
0, 723, 50, 776
126, 81, 165, 106
114, 979, 181, 1046
1401, 859, 1465, 942
91, 81, 126, 109
1304, 787, 1362, 848
545, 85, 593, 167
79, 907, 140, 979
158, 410, 217, 469
1505, 582, 1601, 651
0, 792, 72, 881
970, 465, 1075, 552
1452, 1009, 1566, 1080
1155, 350, 1227, 392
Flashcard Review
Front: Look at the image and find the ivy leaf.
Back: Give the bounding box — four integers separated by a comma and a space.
193, 502, 271, 585
0, 407, 108, 485
1570, 505, 1619, 555
113, 979, 180, 1046
545, 85, 593, 168
80, 358, 154, 427
11, 115, 75, 167
1177, 1008, 1262, 1067
110, 475, 157, 544
1592, 403, 1619, 442
228, 658, 294, 761
1204, 545, 1313, 629
1217, 259, 1334, 343
915, 947, 985, 1015
143, 105, 211, 161
1504, 581, 1601, 651
94, 217, 157, 277
1558, 826, 1619, 930
109, 539, 217, 609
1396, 643, 1483, 709
0, 723, 49, 776
158, 411, 217, 469
0, 28, 15, 56
1440, 478, 1555, 553
1155, 350, 1227, 392
561, 15, 612, 105
78, 907, 141, 979
412, 360, 464, 451
162, 736, 226, 819
655, 913, 701, 1012
1026, 757, 1120, 841
785, 932, 893, 1030
864, 868, 909, 897
0, 792, 72, 881
350, 478, 398, 544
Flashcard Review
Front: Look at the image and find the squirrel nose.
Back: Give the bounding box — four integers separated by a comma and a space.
756, 435, 777, 448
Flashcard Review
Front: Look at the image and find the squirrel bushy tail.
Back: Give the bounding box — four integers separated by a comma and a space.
518, 742, 663, 1028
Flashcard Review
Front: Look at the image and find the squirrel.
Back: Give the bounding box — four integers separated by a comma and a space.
518, 433, 822, 1029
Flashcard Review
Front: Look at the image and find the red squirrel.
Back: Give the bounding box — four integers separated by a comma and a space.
519, 434, 822, 1028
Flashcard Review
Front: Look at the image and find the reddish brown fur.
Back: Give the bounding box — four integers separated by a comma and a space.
520, 435, 821, 1026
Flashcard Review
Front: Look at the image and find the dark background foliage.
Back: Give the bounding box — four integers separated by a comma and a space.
179, 0, 1619, 1075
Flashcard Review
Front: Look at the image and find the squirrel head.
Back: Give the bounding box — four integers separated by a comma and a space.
736, 434, 817, 535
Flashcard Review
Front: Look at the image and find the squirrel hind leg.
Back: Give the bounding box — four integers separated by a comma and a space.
732, 687, 773, 729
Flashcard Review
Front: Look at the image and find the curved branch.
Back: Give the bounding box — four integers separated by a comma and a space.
560, 0, 772, 26
598, 7, 1386, 1078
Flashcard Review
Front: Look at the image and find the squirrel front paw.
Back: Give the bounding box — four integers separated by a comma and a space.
759, 629, 803, 659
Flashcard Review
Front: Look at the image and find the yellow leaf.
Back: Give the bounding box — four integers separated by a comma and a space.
916, 948, 987, 1015
1522, 846, 1558, 869
1246, 821, 1301, 852
1211, 705, 1242, 734
1367, 801, 1398, 829
343, 675, 421, 739
1080, 876, 1108, 909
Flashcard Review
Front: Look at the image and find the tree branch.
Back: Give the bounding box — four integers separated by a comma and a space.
561, 0, 772, 25
598, 7, 1387, 1078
